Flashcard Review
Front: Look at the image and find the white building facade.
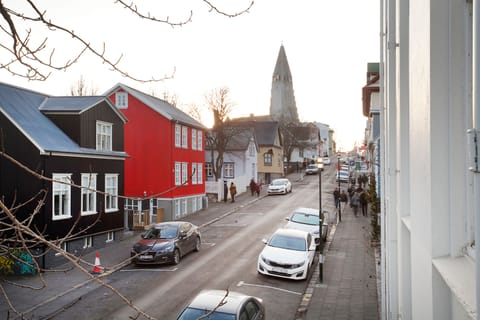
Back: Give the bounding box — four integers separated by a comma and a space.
380, 0, 477, 319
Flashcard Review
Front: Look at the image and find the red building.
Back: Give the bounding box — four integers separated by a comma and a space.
105, 83, 206, 224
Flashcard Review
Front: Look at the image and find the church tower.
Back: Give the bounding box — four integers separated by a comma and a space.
269, 45, 299, 124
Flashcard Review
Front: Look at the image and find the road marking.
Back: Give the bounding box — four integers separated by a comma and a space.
236, 281, 302, 296
120, 267, 178, 272
201, 242, 216, 247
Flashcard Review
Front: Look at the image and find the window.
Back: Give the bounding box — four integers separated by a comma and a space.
249, 142, 255, 157
96, 121, 112, 151
182, 162, 188, 184
81, 174, 97, 215
52, 174, 71, 220
175, 124, 181, 147
224, 163, 234, 178
175, 162, 181, 185
174, 200, 181, 219
115, 92, 128, 109
106, 232, 114, 242
182, 126, 188, 148
205, 162, 213, 177
83, 236, 92, 248
191, 163, 197, 184
56, 242, 67, 256
182, 198, 187, 215
192, 197, 197, 212
197, 131, 203, 151
264, 153, 272, 166
197, 163, 203, 184
105, 174, 118, 212
192, 129, 197, 150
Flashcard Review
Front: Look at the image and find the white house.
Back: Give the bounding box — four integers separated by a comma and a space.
205, 127, 258, 201
380, 1, 477, 319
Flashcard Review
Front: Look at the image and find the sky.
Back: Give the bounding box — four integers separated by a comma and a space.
2, 0, 380, 151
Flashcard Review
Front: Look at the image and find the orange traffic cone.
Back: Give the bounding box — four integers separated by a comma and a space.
91, 252, 103, 274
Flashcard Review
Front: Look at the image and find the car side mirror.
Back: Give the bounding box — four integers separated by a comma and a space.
285, 217, 290, 221
262, 239, 268, 244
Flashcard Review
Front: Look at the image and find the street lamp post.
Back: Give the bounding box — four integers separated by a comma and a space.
317, 157, 324, 282
337, 156, 342, 222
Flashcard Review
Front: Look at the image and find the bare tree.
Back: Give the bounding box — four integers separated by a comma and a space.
205, 87, 244, 180
0, 1, 254, 82
69, 75, 98, 96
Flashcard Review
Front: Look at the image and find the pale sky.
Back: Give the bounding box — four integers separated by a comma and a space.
2, 0, 380, 151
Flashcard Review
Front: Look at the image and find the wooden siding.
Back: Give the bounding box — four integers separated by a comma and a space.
110, 91, 205, 199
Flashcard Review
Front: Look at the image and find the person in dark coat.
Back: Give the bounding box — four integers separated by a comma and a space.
229, 182, 237, 203
250, 179, 256, 196
360, 190, 368, 216
333, 187, 340, 208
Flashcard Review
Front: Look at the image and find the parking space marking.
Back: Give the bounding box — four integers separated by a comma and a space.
236, 281, 302, 296
120, 267, 178, 272
201, 242, 216, 247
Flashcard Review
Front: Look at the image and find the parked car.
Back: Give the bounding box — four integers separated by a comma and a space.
257, 228, 316, 280
322, 157, 331, 165
267, 178, 292, 195
285, 207, 329, 247
305, 164, 319, 175
176, 289, 265, 320
131, 222, 201, 265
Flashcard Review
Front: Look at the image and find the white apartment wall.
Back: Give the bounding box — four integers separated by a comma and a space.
383, 0, 477, 319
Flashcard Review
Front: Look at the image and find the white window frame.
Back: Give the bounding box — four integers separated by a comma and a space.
106, 231, 114, 243
174, 200, 181, 219
175, 124, 181, 147
52, 174, 72, 220
175, 162, 181, 186
192, 197, 197, 212
192, 129, 197, 150
96, 121, 112, 151
81, 173, 97, 215
55, 242, 67, 256
205, 162, 213, 177
83, 236, 93, 249
182, 162, 188, 185
182, 126, 188, 149
105, 174, 118, 212
191, 163, 197, 184
182, 198, 187, 215
115, 92, 128, 109
197, 131, 203, 151
224, 163, 234, 178
197, 163, 203, 184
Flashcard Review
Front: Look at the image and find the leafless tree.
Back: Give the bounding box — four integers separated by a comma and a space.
204, 87, 244, 180
0, 0, 254, 82
69, 75, 98, 96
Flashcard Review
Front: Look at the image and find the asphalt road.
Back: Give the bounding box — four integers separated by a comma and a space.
53, 166, 339, 320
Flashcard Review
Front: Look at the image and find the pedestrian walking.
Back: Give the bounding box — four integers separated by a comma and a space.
360, 190, 368, 216
351, 191, 360, 216
333, 187, 340, 208
229, 182, 237, 203
249, 179, 256, 196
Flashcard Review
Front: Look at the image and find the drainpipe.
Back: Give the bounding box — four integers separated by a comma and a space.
472, 1, 480, 316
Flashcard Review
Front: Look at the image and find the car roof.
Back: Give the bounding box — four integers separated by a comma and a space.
186, 290, 255, 313
273, 228, 310, 238
152, 222, 189, 228
291, 207, 319, 216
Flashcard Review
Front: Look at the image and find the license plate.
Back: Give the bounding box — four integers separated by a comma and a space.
139, 255, 153, 260
272, 267, 288, 273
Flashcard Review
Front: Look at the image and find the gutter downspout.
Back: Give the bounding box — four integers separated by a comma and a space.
472, 1, 480, 317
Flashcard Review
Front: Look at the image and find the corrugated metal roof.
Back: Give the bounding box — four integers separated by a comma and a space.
0, 82, 127, 158
104, 83, 206, 129
40, 96, 105, 112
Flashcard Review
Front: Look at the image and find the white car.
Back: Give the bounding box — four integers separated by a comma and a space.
322, 157, 331, 165
257, 228, 315, 280
267, 178, 292, 195
176, 289, 265, 320
285, 207, 329, 247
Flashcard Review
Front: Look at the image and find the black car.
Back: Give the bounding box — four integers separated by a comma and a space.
131, 222, 201, 265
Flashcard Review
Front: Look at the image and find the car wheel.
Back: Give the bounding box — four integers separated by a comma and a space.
194, 237, 201, 252
172, 249, 180, 265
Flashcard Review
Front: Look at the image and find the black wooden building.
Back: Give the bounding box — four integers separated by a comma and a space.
0, 82, 128, 268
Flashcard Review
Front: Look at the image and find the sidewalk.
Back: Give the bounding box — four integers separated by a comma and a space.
296, 202, 380, 320
0, 171, 380, 320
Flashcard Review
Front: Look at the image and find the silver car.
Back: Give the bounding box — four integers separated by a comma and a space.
177, 289, 265, 320
285, 207, 329, 247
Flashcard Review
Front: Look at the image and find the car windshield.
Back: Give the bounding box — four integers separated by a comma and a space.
176, 308, 235, 320
268, 234, 306, 251
143, 226, 178, 239
290, 213, 319, 226
272, 180, 286, 185
307, 165, 316, 169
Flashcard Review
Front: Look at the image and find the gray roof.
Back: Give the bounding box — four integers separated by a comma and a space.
229, 118, 281, 147
0, 82, 127, 158
104, 83, 206, 129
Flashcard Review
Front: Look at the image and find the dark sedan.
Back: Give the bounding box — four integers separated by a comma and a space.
131, 222, 201, 265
